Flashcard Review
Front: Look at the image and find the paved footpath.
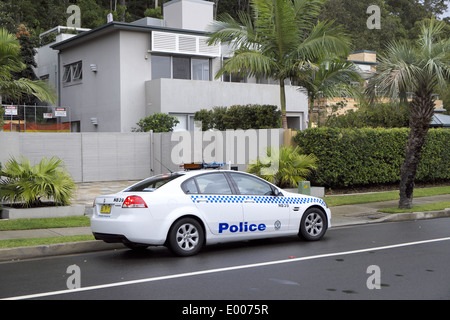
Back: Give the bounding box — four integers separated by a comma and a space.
0, 181, 449, 262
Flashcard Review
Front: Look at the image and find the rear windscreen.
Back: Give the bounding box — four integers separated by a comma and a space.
124, 173, 184, 192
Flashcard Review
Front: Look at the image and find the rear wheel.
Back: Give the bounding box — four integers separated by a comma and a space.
168, 218, 204, 256
299, 208, 327, 241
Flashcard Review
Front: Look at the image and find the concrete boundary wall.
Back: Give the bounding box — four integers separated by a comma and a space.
0, 132, 152, 182
0, 129, 284, 182
152, 129, 284, 175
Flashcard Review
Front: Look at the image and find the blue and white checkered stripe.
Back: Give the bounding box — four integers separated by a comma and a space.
190, 195, 325, 206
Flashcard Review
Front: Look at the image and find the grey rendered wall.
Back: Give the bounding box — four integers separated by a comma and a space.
0, 132, 152, 183
59, 32, 122, 133
0, 133, 83, 181
0, 129, 282, 181
145, 78, 308, 129
80, 133, 152, 182
152, 129, 284, 175
119, 31, 152, 132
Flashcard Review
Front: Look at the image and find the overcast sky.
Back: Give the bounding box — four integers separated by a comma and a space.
441, 1, 450, 18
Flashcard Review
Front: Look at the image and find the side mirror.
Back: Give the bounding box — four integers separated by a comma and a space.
273, 188, 281, 196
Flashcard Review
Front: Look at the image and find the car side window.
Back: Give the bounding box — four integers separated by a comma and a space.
181, 178, 198, 194
230, 173, 274, 195
195, 173, 232, 195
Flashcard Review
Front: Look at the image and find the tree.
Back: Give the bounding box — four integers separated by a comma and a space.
295, 58, 362, 127
11, 24, 41, 105
319, 0, 407, 52
365, 19, 450, 209
0, 28, 56, 105
207, 0, 351, 129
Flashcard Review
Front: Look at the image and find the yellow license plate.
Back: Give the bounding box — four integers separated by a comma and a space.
100, 205, 111, 214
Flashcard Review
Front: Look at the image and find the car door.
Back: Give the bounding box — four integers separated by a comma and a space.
187, 172, 244, 235
228, 172, 290, 234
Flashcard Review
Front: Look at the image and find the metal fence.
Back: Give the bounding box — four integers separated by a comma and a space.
1, 105, 71, 132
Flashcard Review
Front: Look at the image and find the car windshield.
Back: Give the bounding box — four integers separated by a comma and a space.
124, 172, 184, 192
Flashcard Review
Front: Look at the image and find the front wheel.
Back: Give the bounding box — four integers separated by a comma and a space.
168, 218, 204, 256
299, 208, 327, 241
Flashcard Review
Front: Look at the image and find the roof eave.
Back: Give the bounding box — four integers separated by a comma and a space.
51, 21, 209, 50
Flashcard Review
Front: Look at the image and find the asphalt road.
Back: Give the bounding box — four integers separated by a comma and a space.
1, 218, 449, 303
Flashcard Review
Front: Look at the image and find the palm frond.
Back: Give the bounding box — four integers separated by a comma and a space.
206, 12, 256, 50
215, 49, 278, 79
297, 20, 350, 62
292, 0, 325, 33
0, 28, 24, 75
0, 78, 57, 104
0, 157, 75, 207
247, 145, 317, 188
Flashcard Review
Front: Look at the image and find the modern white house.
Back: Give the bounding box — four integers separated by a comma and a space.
38, 0, 308, 133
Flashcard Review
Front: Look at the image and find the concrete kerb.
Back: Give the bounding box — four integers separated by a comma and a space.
374, 208, 450, 223
0, 240, 124, 262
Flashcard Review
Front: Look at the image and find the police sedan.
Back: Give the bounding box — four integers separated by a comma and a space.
91, 170, 331, 256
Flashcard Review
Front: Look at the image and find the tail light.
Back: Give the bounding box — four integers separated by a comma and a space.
122, 196, 148, 208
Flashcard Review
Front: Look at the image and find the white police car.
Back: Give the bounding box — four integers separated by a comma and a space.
91, 170, 331, 256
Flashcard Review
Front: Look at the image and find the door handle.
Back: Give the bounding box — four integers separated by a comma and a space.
244, 200, 255, 203
196, 199, 208, 203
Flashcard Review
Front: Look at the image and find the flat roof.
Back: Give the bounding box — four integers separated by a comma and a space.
51, 21, 208, 51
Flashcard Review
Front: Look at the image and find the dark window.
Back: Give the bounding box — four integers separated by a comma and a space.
173, 56, 191, 79
152, 55, 171, 79
63, 61, 82, 83
230, 173, 273, 195
195, 173, 232, 194
181, 178, 198, 194
125, 173, 184, 192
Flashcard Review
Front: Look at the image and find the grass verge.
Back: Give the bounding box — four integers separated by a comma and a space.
0, 216, 90, 231
0, 235, 95, 249
378, 201, 450, 214
323, 186, 450, 207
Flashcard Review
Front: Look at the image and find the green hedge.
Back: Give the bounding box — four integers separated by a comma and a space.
294, 128, 450, 188
194, 104, 281, 131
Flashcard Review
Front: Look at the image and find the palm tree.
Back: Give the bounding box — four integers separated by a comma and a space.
0, 28, 56, 105
366, 19, 450, 209
0, 156, 75, 207
247, 145, 317, 188
207, 0, 351, 129
295, 58, 362, 127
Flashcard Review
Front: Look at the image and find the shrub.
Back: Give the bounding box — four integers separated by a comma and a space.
0, 156, 76, 207
247, 145, 317, 188
324, 103, 410, 128
194, 104, 281, 130
294, 128, 450, 188
133, 113, 179, 132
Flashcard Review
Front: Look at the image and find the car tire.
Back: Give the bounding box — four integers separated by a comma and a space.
168, 218, 204, 256
299, 207, 327, 241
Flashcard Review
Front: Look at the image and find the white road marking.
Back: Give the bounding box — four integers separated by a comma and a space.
4, 236, 450, 300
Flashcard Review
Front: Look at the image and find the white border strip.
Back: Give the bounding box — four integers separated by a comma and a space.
4, 237, 450, 300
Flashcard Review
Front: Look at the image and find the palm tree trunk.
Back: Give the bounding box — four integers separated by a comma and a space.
307, 96, 314, 128
398, 86, 435, 209
280, 80, 288, 130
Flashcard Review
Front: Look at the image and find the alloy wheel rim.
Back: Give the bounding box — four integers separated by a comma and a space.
176, 223, 199, 251
304, 212, 323, 237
